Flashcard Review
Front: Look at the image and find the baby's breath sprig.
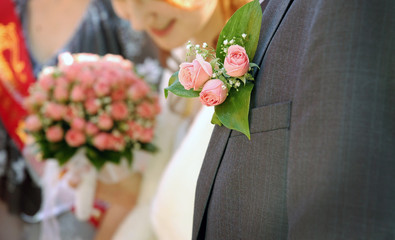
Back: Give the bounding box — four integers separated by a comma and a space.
220, 33, 248, 55
185, 41, 216, 61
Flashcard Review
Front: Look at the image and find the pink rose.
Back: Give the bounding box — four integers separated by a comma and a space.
85, 122, 100, 136
38, 72, 55, 91
55, 76, 70, 88
84, 98, 100, 115
111, 102, 129, 120
97, 114, 113, 130
224, 45, 249, 77
127, 81, 150, 101
139, 128, 154, 143
85, 88, 96, 99
94, 79, 111, 97
178, 54, 212, 90
25, 115, 42, 132
71, 117, 85, 131
70, 85, 85, 102
45, 103, 66, 120
109, 135, 126, 151
62, 63, 82, 81
24, 91, 47, 111
46, 125, 64, 142
65, 129, 86, 147
53, 86, 69, 102
93, 133, 110, 151
63, 106, 81, 122
31, 91, 48, 106
111, 88, 126, 101
136, 101, 155, 119
199, 79, 228, 106
127, 121, 144, 140
106, 68, 125, 88
78, 70, 95, 87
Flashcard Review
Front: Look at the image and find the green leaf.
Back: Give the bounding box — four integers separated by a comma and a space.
164, 71, 200, 98
85, 147, 122, 170
86, 148, 106, 170
36, 140, 52, 159
249, 62, 260, 69
211, 112, 222, 126
141, 143, 159, 153
210, 58, 219, 70
100, 150, 122, 164
55, 147, 77, 166
239, 75, 247, 85
216, 0, 263, 62
168, 71, 178, 86
123, 148, 133, 166
38, 140, 77, 165
215, 82, 254, 139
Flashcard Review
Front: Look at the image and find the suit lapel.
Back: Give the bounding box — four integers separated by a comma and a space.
193, 0, 293, 239
193, 125, 231, 239
253, 0, 293, 68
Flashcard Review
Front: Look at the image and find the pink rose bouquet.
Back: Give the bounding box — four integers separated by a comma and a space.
25, 52, 160, 169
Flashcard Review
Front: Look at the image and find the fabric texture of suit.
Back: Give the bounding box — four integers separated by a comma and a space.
193, 0, 395, 239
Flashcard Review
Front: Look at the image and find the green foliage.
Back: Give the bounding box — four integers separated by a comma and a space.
123, 148, 133, 166
36, 139, 77, 166
165, 0, 263, 139
212, 0, 262, 138
216, 0, 262, 62
164, 72, 200, 98
215, 82, 254, 139
86, 146, 123, 170
211, 112, 222, 126
141, 143, 159, 153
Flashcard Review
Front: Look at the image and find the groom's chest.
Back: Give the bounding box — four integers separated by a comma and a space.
202, 2, 314, 238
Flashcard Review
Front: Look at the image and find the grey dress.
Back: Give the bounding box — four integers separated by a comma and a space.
193, 0, 395, 239
0, 0, 159, 217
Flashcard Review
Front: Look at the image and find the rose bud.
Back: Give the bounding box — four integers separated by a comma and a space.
178, 54, 212, 91
224, 45, 249, 77
97, 114, 114, 130
65, 129, 86, 147
70, 85, 86, 102
111, 101, 129, 120
46, 125, 64, 142
199, 79, 228, 107
25, 115, 42, 132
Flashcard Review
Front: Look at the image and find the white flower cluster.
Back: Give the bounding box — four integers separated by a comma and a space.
221, 33, 247, 54
185, 41, 215, 60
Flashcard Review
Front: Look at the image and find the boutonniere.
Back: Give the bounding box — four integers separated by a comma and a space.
165, 0, 262, 139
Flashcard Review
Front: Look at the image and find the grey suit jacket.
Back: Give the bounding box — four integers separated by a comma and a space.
193, 0, 395, 239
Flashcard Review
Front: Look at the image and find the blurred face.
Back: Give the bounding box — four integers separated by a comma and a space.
111, 0, 220, 50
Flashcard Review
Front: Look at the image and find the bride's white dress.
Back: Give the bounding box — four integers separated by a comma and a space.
151, 106, 214, 240
113, 56, 215, 240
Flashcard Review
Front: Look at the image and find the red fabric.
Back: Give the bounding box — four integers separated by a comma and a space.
71, 200, 108, 228
0, 0, 36, 149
